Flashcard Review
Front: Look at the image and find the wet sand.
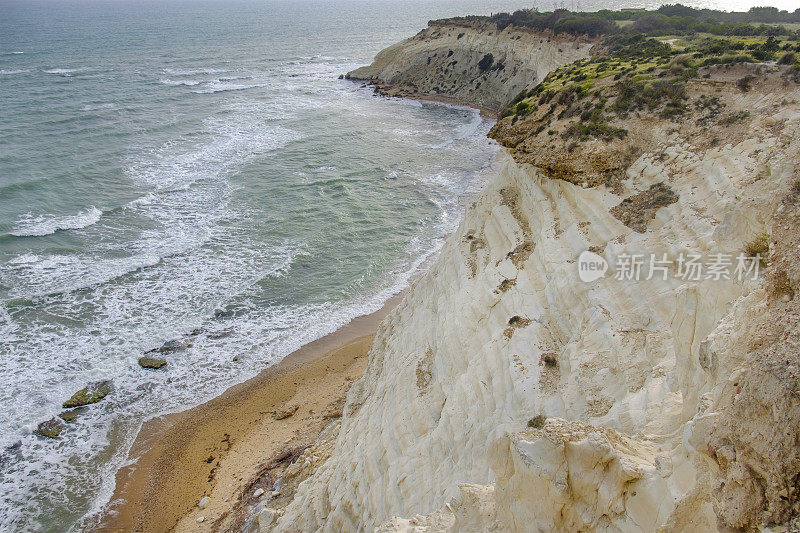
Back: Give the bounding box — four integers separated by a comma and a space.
96, 293, 403, 532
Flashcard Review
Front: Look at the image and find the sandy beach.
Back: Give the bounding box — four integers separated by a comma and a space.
90, 133, 501, 533
96, 293, 404, 532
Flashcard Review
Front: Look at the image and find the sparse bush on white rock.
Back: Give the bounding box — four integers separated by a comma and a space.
258, 24, 800, 533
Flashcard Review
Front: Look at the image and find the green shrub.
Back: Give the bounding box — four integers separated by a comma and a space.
564, 116, 628, 141
443, 6, 800, 39
787, 64, 800, 83
513, 100, 535, 116
737, 74, 755, 92
527, 415, 547, 429
660, 100, 687, 118
612, 79, 687, 114
539, 89, 557, 105
553, 16, 616, 37
701, 54, 756, 66
478, 53, 494, 71
744, 233, 770, 266
604, 34, 671, 59
720, 110, 750, 124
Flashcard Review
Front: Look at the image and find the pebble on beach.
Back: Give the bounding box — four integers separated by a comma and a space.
272, 404, 298, 420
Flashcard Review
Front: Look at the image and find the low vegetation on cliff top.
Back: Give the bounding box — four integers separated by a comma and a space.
501, 31, 799, 117
440, 4, 800, 130
483, 7, 800, 189
435, 4, 800, 39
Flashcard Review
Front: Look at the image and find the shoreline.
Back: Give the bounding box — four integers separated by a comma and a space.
346, 77, 499, 118
95, 292, 405, 532
371, 83, 499, 118
93, 82, 499, 533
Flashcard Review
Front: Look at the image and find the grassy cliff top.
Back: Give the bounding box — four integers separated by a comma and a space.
425, 4, 800, 191
488, 29, 800, 190
432, 4, 800, 39
498, 31, 799, 122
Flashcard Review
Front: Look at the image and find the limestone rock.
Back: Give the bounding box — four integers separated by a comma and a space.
347, 22, 593, 112
272, 404, 298, 420
260, 24, 800, 533
138, 356, 167, 369
57, 407, 84, 423
62, 380, 112, 408
35, 417, 64, 439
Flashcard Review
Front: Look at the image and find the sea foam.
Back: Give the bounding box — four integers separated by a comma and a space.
163, 67, 230, 76
191, 80, 266, 94
159, 78, 202, 86
42, 67, 86, 76
9, 206, 102, 237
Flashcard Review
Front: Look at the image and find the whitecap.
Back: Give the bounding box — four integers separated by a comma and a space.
299, 55, 351, 62
81, 103, 116, 111
8, 253, 39, 265
159, 78, 202, 86
191, 81, 266, 94
42, 67, 86, 76
423, 172, 460, 189
163, 67, 229, 76
0, 69, 27, 75
9, 206, 102, 237
431, 108, 483, 149
123, 193, 156, 208
453, 110, 483, 139
2, 251, 164, 298
127, 122, 301, 191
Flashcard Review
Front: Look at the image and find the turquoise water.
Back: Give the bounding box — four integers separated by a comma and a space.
0, 0, 777, 530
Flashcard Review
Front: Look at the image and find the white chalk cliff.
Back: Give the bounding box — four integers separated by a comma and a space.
347, 21, 593, 111
255, 24, 800, 532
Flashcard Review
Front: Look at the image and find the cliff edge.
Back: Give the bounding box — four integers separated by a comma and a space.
252, 19, 800, 533
346, 21, 595, 112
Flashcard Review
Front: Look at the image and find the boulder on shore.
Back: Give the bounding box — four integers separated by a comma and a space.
147, 338, 190, 356
35, 417, 64, 439
138, 356, 167, 369
58, 407, 85, 422
62, 380, 113, 408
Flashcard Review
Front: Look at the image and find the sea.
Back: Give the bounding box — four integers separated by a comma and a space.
0, 0, 779, 530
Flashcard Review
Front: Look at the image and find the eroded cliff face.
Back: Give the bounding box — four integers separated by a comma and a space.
252, 35, 800, 533
347, 22, 594, 112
